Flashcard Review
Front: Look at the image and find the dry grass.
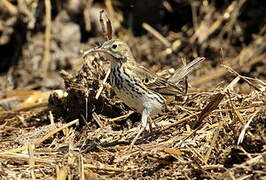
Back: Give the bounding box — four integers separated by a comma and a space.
0, 0, 265, 179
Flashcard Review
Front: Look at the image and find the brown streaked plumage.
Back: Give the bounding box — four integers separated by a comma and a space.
86, 39, 205, 149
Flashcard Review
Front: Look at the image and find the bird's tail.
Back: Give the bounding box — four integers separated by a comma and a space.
168, 57, 205, 85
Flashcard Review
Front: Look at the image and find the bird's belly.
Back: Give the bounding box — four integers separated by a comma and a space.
110, 65, 165, 116
113, 84, 164, 116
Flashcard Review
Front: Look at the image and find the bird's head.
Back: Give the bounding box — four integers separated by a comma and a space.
86, 39, 135, 63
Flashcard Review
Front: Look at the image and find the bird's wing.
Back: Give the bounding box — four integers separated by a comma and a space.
125, 63, 186, 96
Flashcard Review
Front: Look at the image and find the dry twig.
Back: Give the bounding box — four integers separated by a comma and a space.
42, 0, 52, 74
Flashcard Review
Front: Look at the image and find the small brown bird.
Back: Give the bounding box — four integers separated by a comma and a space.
85, 39, 204, 148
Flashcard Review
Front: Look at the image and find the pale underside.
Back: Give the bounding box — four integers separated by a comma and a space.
110, 61, 185, 116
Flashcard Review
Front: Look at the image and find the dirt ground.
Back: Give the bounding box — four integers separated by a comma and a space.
0, 0, 265, 179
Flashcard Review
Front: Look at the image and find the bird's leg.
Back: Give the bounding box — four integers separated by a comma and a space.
129, 108, 150, 149
147, 120, 152, 132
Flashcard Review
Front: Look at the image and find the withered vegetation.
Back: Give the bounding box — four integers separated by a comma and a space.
0, 0, 265, 179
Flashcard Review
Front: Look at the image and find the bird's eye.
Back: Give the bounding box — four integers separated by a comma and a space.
112, 44, 117, 49
144, 78, 149, 83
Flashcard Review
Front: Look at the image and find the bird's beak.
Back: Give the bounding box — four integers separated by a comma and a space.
82, 46, 108, 58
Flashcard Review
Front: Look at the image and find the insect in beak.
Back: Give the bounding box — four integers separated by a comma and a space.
83, 46, 126, 63
82, 47, 107, 59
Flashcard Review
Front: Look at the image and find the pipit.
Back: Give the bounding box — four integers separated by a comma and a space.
85, 39, 205, 148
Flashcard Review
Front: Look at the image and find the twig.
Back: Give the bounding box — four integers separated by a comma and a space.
92, 112, 104, 128
28, 144, 35, 169
28, 144, 36, 179
0, 0, 18, 15
191, 1, 241, 43
203, 122, 221, 163
190, 0, 198, 31
35, 119, 79, 146
0, 119, 79, 155
176, 122, 206, 147
0, 102, 48, 120
223, 76, 240, 92
43, 0, 52, 74
99, 10, 112, 40
226, 89, 245, 125
56, 166, 68, 180
95, 10, 113, 99
109, 111, 134, 122
191, 36, 266, 87
217, 106, 265, 113
0, 146, 28, 155
0, 153, 55, 164
223, 65, 266, 92
100, 10, 107, 40
106, 13, 113, 40
79, 155, 85, 180
142, 23, 171, 48
160, 113, 199, 131
83, 1, 93, 31
84, 164, 128, 172
237, 108, 261, 145
193, 93, 225, 128
95, 68, 110, 99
